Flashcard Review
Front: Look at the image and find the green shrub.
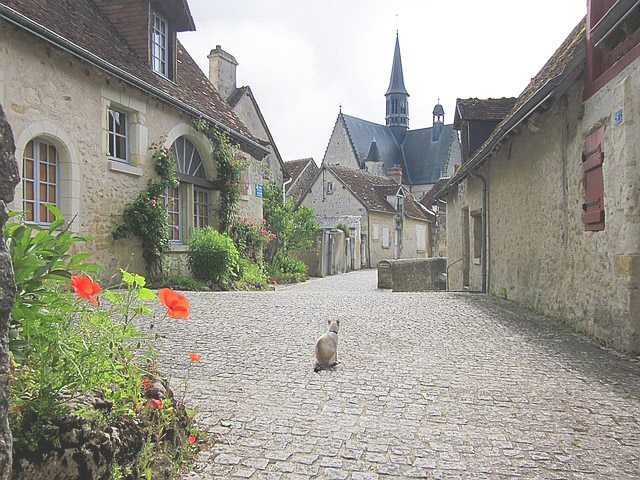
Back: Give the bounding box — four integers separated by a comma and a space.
187, 226, 240, 284
229, 218, 273, 262
159, 276, 210, 292
235, 258, 268, 290
269, 252, 307, 275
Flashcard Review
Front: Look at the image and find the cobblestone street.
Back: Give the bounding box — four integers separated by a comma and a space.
153, 270, 640, 479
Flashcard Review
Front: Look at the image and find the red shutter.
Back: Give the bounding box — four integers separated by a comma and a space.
582, 126, 605, 231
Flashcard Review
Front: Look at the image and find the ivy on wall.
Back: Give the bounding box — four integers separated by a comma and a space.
194, 119, 252, 232
112, 144, 178, 280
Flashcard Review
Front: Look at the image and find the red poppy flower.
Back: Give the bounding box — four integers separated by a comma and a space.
188, 435, 197, 445
70, 276, 101, 306
189, 353, 202, 363
151, 399, 163, 409
158, 288, 190, 319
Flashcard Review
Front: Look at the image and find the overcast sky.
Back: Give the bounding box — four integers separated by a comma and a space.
180, 1, 586, 164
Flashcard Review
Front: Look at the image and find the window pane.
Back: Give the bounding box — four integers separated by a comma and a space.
40, 184, 47, 201
49, 145, 57, 163
114, 111, 126, 135
49, 185, 56, 203
40, 163, 48, 182
24, 181, 34, 200
25, 159, 34, 180
25, 202, 34, 222
108, 133, 114, 157
40, 143, 48, 163
40, 204, 48, 222
115, 136, 126, 160
49, 165, 56, 183
25, 140, 33, 159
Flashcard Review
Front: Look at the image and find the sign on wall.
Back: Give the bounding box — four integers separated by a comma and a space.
256, 184, 263, 198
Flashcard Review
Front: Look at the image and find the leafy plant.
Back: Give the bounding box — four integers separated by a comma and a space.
112, 143, 179, 280
229, 217, 274, 262
269, 252, 307, 275
187, 226, 240, 285
336, 223, 350, 238
194, 119, 252, 232
262, 183, 317, 265
236, 258, 268, 290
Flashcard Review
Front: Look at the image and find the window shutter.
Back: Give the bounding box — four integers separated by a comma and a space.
582, 126, 605, 231
382, 227, 390, 248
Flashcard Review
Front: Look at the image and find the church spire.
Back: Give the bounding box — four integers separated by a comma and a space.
386, 33, 408, 96
385, 32, 409, 139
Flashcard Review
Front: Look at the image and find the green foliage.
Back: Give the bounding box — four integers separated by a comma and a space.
229, 217, 273, 262
160, 276, 211, 292
235, 258, 268, 290
112, 144, 179, 279
194, 119, 252, 232
269, 252, 307, 275
336, 223, 351, 238
187, 226, 240, 284
4, 206, 99, 360
262, 183, 318, 266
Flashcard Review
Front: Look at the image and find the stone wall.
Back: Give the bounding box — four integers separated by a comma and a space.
0, 103, 18, 480
322, 116, 360, 169
446, 57, 640, 352
377, 258, 446, 292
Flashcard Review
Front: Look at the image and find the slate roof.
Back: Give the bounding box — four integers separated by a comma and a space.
327, 165, 428, 221
420, 178, 449, 209
386, 34, 409, 96
441, 19, 586, 192
341, 114, 454, 185
454, 98, 518, 125
284, 158, 315, 192
0, 0, 261, 149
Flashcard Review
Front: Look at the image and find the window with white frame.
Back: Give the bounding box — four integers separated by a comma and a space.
151, 12, 169, 77
194, 188, 209, 229
417, 225, 426, 252
172, 136, 205, 178
107, 107, 128, 162
373, 224, 379, 241
326, 181, 334, 194
165, 185, 181, 242
382, 227, 390, 248
23, 139, 58, 225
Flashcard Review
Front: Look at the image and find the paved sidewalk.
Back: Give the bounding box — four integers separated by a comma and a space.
152, 270, 640, 479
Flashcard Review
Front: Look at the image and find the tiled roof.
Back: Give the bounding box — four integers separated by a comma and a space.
340, 114, 454, 185
327, 165, 428, 221
284, 158, 315, 192
1, 0, 258, 146
443, 18, 586, 190
454, 98, 518, 124
420, 178, 449, 208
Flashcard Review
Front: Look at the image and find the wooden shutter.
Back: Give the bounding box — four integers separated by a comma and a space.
582, 125, 605, 231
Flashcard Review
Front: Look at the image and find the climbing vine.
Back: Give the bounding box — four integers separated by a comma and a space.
194, 119, 252, 232
112, 143, 179, 280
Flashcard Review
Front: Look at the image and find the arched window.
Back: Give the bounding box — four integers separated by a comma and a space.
172, 136, 205, 178
165, 136, 211, 243
23, 139, 58, 224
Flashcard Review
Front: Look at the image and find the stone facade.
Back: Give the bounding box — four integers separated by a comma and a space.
299, 167, 431, 268
377, 257, 446, 291
321, 116, 360, 170
446, 57, 640, 353
1, 20, 263, 281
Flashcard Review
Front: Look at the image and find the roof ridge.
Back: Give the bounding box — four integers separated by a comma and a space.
339, 113, 363, 167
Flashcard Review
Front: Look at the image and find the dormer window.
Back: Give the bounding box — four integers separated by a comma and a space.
152, 12, 169, 77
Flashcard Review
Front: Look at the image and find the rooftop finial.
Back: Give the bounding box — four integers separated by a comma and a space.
339, 103, 342, 113
396, 14, 399, 35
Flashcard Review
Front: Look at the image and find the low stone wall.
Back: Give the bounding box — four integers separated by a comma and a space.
377, 258, 447, 292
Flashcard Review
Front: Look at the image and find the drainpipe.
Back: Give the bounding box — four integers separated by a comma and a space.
469, 170, 488, 294
282, 176, 293, 205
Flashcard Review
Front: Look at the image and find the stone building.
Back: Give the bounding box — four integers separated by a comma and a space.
284, 158, 318, 205
0, 0, 271, 279
438, 0, 640, 353
208, 45, 289, 194
299, 164, 432, 268
322, 34, 461, 198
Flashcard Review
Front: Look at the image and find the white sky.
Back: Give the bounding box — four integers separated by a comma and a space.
180, 0, 586, 164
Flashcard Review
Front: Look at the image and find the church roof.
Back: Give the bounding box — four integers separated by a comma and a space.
366, 139, 382, 163
385, 34, 409, 96
341, 114, 454, 186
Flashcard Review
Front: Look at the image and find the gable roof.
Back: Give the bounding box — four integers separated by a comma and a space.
326, 165, 428, 221
226, 85, 288, 177
438, 18, 586, 196
0, 0, 267, 155
454, 98, 518, 126
340, 114, 454, 185
284, 158, 316, 192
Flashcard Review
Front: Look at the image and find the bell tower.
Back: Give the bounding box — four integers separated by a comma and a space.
385, 33, 409, 142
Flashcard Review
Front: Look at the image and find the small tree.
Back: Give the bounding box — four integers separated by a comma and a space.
263, 183, 317, 265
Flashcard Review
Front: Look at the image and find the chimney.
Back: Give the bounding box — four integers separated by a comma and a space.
208, 45, 238, 101
387, 165, 403, 184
